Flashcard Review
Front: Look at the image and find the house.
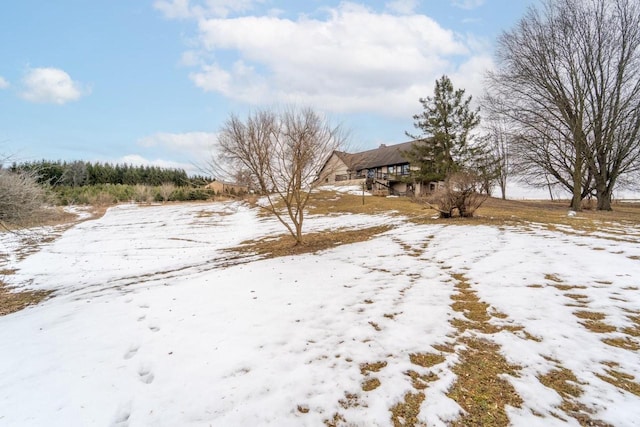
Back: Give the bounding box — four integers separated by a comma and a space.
317, 140, 441, 196
205, 180, 248, 195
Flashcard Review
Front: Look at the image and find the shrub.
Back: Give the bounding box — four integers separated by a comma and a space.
0, 170, 47, 228
426, 172, 488, 218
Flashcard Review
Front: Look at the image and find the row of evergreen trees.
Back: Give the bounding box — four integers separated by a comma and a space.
10, 160, 212, 187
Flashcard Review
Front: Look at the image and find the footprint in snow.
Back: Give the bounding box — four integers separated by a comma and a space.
138, 365, 155, 384
148, 325, 160, 332
123, 345, 139, 360
111, 401, 132, 426
137, 315, 146, 322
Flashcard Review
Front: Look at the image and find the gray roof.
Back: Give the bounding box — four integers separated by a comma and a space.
337, 140, 417, 171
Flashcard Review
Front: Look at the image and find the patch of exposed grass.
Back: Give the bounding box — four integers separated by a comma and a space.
0, 282, 52, 316
573, 311, 606, 321
602, 336, 640, 351
324, 412, 346, 427
539, 367, 612, 426
597, 363, 640, 397
229, 225, 392, 259
409, 352, 445, 368
362, 377, 381, 392
579, 320, 617, 334
308, 191, 426, 218
432, 343, 455, 353
545, 273, 563, 283
448, 337, 522, 427
390, 392, 425, 427
338, 392, 362, 409
405, 370, 438, 390
622, 315, 640, 337
554, 284, 587, 291
539, 368, 583, 399
360, 361, 388, 375
565, 293, 589, 301
597, 371, 640, 397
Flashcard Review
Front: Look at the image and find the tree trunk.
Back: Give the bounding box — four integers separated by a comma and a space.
595, 181, 613, 211
499, 179, 506, 200
570, 148, 583, 211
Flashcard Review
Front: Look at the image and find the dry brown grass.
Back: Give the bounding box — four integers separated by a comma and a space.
0, 282, 52, 316
229, 225, 392, 259
405, 370, 439, 390
622, 315, 640, 337
580, 320, 617, 333
361, 377, 381, 392
409, 352, 445, 368
448, 337, 523, 427
573, 311, 605, 321
538, 367, 612, 426
443, 273, 528, 426
307, 191, 640, 231
474, 198, 640, 234
360, 361, 388, 375
602, 336, 640, 351
308, 191, 427, 218
390, 392, 426, 427
597, 362, 640, 397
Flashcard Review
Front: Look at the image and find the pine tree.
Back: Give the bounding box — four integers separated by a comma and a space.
404, 75, 481, 183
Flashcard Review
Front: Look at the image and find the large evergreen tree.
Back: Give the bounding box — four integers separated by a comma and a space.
404, 75, 481, 183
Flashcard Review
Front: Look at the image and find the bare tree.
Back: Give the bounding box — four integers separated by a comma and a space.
60, 160, 88, 187
486, 0, 640, 210
215, 110, 274, 195
482, 119, 511, 199
216, 107, 347, 245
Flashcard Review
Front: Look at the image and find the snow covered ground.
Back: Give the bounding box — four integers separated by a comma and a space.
1, 201, 639, 426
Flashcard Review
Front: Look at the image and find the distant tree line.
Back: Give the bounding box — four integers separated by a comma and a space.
9, 160, 212, 188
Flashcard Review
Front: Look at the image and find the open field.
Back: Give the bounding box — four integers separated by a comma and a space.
1, 191, 639, 426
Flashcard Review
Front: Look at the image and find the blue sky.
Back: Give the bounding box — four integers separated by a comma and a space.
0, 0, 538, 175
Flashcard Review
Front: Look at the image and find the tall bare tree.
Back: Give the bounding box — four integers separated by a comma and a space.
216, 107, 346, 245
486, 0, 640, 210
482, 119, 511, 199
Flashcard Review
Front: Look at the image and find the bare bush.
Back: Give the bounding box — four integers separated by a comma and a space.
132, 185, 152, 203
158, 182, 176, 202
426, 172, 488, 218
0, 169, 47, 229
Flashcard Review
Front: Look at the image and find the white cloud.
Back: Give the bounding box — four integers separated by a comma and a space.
21, 67, 88, 104
451, 0, 485, 10
184, 3, 489, 117
0, 76, 9, 89
385, 0, 419, 15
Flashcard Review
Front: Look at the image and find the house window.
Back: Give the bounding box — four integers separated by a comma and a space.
401, 164, 410, 175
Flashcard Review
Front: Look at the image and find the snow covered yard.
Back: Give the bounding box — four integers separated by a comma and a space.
1, 200, 639, 426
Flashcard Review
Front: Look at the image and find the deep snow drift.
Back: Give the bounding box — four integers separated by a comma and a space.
1, 201, 639, 426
